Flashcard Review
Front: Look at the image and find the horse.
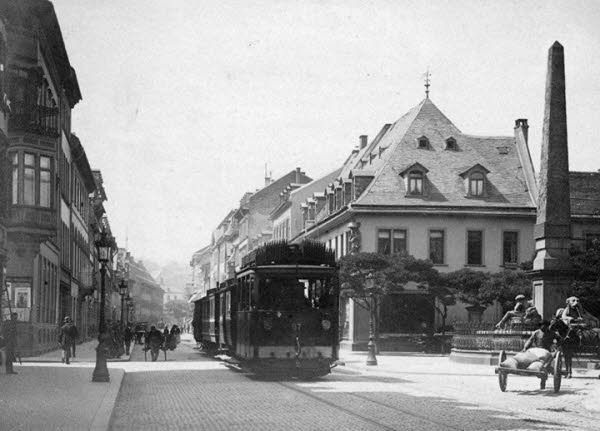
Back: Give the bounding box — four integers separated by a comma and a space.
550, 317, 600, 378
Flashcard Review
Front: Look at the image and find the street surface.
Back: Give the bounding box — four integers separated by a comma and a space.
109, 334, 599, 431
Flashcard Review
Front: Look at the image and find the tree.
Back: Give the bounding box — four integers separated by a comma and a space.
442, 268, 531, 313
339, 252, 450, 349
570, 239, 600, 319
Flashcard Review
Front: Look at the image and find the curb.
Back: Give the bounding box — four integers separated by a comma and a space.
90, 368, 125, 431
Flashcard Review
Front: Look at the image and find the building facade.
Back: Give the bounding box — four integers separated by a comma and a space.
119, 250, 163, 324
0, 2, 123, 354
295, 98, 538, 349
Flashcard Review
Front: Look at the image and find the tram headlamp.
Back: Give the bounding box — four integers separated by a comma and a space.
321, 319, 331, 331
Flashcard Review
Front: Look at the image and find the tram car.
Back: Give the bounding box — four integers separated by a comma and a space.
194, 240, 339, 378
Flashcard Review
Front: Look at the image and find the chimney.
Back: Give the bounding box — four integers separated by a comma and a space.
514, 118, 529, 144
359, 135, 368, 149
351, 146, 360, 156
295, 167, 301, 184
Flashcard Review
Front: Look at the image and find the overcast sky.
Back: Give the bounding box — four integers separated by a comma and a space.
52, 0, 600, 265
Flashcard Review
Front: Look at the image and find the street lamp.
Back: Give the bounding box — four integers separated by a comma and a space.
365, 273, 378, 366
92, 229, 112, 383
119, 279, 128, 329
125, 294, 132, 326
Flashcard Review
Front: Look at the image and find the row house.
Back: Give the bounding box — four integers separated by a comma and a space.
0, 16, 9, 314
0, 1, 123, 354
189, 245, 211, 299
190, 169, 311, 299
118, 250, 163, 324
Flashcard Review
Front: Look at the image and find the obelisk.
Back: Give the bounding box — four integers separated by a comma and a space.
531, 41, 572, 319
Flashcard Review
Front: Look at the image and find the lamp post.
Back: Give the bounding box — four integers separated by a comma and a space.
119, 279, 128, 330
125, 294, 132, 326
92, 230, 112, 383
365, 273, 378, 366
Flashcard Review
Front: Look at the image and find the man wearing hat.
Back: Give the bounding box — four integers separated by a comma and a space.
495, 294, 528, 329
58, 317, 78, 364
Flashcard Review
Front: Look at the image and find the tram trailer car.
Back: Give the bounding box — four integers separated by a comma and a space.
194, 240, 339, 378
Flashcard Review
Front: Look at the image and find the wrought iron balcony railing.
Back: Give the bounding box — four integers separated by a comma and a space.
8, 102, 60, 138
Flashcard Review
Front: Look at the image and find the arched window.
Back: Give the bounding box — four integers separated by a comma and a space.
408, 171, 423, 195
469, 172, 484, 196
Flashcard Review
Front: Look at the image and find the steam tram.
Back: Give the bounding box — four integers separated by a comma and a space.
193, 241, 339, 377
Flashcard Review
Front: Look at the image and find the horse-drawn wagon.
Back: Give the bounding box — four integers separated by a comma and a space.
495, 349, 563, 392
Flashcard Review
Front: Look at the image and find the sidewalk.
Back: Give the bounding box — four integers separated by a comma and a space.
22, 339, 132, 363
338, 351, 600, 430
1, 341, 132, 431
0, 363, 125, 431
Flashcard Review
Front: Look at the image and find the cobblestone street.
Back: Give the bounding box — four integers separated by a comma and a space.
108, 335, 597, 431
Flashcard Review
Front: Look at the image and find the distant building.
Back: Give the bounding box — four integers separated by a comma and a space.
117, 250, 163, 324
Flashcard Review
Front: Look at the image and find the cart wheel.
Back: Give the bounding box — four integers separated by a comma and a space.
540, 376, 546, 390
498, 370, 507, 392
553, 351, 563, 393
498, 350, 507, 366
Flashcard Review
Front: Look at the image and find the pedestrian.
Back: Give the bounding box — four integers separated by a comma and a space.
59, 316, 78, 364
145, 325, 163, 361
123, 325, 133, 355
1, 313, 19, 374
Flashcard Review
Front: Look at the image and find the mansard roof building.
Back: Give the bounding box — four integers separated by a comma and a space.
296, 97, 541, 350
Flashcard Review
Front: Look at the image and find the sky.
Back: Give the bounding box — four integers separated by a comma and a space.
51, 0, 600, 266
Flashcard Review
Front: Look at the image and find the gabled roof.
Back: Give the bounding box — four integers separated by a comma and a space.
353, 98, 535, 208
399, 162, 429, 177
458, 163, 491, 178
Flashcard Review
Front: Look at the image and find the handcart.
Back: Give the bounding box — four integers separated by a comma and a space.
494, 349, 563, 393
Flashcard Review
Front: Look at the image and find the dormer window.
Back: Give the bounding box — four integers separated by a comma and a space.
459, 164, 490, 198
408, 171, 423, 195
417, 136, 429, 149
445, 137, 457, 151
399, 162, 429, 197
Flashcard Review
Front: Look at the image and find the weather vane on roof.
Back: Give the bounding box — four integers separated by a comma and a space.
423, 68, 431, 99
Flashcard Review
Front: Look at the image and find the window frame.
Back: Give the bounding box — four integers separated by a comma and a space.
465, 229, 484, 266
502, 230, 519, 267
9, 150, 54, 208
408, 171, 424, 195
468, 172, 485, 197
428, 228, 446, 265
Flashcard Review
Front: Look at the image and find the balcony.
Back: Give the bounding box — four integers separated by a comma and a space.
7, 206, 56, 233
8, 102, 60, 138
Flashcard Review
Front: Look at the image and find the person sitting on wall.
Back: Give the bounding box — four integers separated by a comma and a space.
495, 294, 528, 329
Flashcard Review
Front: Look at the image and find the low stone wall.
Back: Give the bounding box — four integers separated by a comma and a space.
450, 321, 536, 365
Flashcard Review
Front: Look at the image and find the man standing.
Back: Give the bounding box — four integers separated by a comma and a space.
1, 313, 19, 374
59, 317, 78, 364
